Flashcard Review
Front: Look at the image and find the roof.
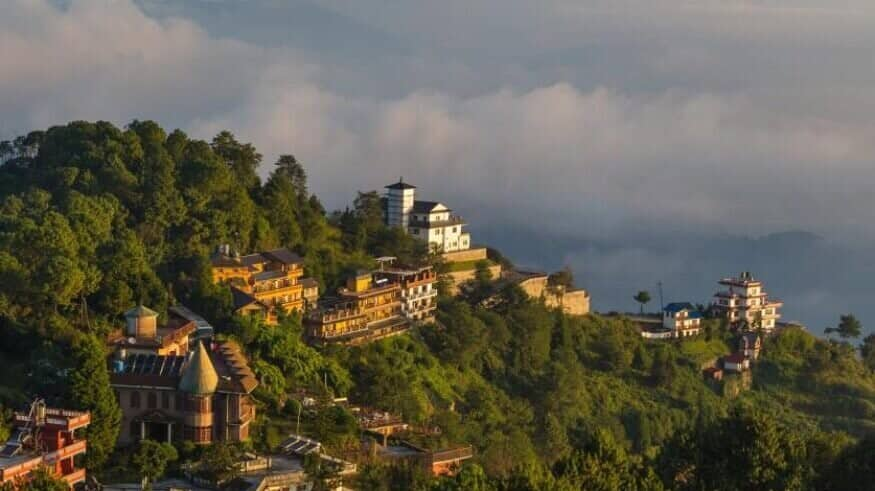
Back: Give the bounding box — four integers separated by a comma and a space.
301, 277, 319, 289
385, 180, 416, 190
723, 352, 748, 364
239, 253, 266, 267
412, 200, 445, 213
179, 342, 219, 395
231, 287, 265, 311
111, 342, 257, 395
664, 302, 696, 313
262, 248, 303, 265
125, 305, 158, 318
252, 269, 288, 282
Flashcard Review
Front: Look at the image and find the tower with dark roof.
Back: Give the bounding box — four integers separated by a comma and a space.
385, 178, 416, 228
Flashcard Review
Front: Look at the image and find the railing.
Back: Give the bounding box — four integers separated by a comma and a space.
44, 440, 87, 463
404, 290, 437, 302
61, 468, 86, 485
429, 446, 474, 464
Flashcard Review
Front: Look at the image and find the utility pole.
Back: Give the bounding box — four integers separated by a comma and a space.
657, 281, 664, 312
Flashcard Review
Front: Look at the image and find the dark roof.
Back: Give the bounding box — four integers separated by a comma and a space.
117, 353, 186, 377
385, 180, 416, 190
239, 253, 265, 267
301, 277, 319, 289
723, 352, 748, 364
231, 287, 264, 311
664, 302, 696, 313
211, 252, 244, 267
412, 200, 444, 213
252, 269, 287, 282
263, 248, 303, 265
111, 343, 257, 394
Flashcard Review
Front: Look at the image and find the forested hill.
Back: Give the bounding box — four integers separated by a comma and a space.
0, 121, 873, 490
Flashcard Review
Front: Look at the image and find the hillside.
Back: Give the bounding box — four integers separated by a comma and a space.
0, 121, 873, 490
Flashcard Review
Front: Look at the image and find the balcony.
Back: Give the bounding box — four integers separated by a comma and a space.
44, 440, 87, 463
61, 468, 87, 486
404, 289, 437, 302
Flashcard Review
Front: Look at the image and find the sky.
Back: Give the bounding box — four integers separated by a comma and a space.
3, 0, 875, 334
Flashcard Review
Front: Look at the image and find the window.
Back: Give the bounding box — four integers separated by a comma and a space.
130, 392, 141, 409
162, 392, 170, 410
147, 392, 157, 409
452, 227, 457, 233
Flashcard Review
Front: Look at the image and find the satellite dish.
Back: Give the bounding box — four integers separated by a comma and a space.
127, 337, 136, 345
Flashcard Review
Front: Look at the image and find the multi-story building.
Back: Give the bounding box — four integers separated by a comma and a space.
712, 272, 783, 331
110, 308, 258, 445
374, 263, 438, 323
306, 270, 410, 344
0, 400, 90, 488
384, 180, 471, 253
662, 302, 703, 337
211, 246, 319, 324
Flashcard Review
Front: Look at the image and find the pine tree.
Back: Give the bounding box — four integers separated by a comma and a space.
68, 333, 121, 471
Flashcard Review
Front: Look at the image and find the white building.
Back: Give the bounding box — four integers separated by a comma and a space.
712, 272, 782, 331
662, 302, 703, 338
384, 180, 471, 253
375, 262, 439, 323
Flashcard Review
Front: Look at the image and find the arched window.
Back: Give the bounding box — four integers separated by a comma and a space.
130, 392, 141, 409
147, 392, 157, 409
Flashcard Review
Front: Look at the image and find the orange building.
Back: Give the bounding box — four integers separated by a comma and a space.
0, 400, 90, 489
211, 246, 319, 324
306, 270, 409, 344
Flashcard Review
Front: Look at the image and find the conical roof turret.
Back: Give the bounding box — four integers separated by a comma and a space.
179, 342, 219, 395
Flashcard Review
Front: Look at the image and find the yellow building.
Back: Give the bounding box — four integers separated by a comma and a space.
306, 270, 409, 344
211, 246, 319, 324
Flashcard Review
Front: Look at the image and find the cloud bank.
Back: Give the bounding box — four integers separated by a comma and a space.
5, 0, 875, 329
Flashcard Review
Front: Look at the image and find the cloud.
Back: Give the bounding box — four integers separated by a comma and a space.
0, 0, 875, 248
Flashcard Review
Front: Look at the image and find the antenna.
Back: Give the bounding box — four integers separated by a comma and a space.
657, 281, 664, 312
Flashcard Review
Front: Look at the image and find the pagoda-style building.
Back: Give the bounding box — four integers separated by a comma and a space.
0, 400, 90, 488
211, 246, 319, 324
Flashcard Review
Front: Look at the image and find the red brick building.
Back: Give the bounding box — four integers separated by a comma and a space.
0, 400, 90, 489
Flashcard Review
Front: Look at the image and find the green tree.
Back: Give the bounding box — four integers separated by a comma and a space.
828, 314, 862, 340
19, 466, 69, 491
633, 291, 651, 314
547, 268, 574, 289
860, 334, 875, 372
198, 442, 240, 484
132, 440, 178, 490
68, 333, 121, 471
